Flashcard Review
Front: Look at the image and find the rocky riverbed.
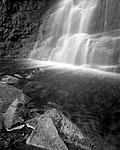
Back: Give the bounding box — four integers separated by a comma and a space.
0, 59, 120, 150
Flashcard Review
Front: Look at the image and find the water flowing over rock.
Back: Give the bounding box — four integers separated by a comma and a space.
31, 0, 120, 68
31, 0, 97, 64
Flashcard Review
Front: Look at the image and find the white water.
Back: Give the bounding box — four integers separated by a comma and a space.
30, 0, 98, 65
30, 0, 120, 69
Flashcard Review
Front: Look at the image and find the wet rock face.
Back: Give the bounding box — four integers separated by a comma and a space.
89, 0, 120, 34
0, 0, 56, 58
84, 34, 120, 66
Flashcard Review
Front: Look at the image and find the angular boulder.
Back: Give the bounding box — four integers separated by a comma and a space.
26, 117, 39, 130
0, 82, 23, 114
26, 115, 68, 150
3, 97, 25, 130
44, 109, 95, 150
0, 82, 26, 130
26, 108, 95, 150
0, 114, 3, 131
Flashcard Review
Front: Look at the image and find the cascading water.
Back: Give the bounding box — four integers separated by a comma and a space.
30, 0, 120, 69
30, 0, 97, 65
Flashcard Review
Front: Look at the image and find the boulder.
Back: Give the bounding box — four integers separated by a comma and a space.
1, 75, 20, 84
26, 108, 95, 150
44, 109, 95, 150
3, 97, 25, 130
0, 82, 23, 114
0, 82, 27, 130
26, 116, 68, 150
14, 74, 22, 79
26, 117, 39, 130
0, 115, 3, 131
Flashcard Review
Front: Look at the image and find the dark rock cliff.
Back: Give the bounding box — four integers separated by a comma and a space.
0, 0, 56, 59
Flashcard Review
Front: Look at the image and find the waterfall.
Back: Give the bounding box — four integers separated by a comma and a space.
30, 0, 97, 65
30, 0, 120, 68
